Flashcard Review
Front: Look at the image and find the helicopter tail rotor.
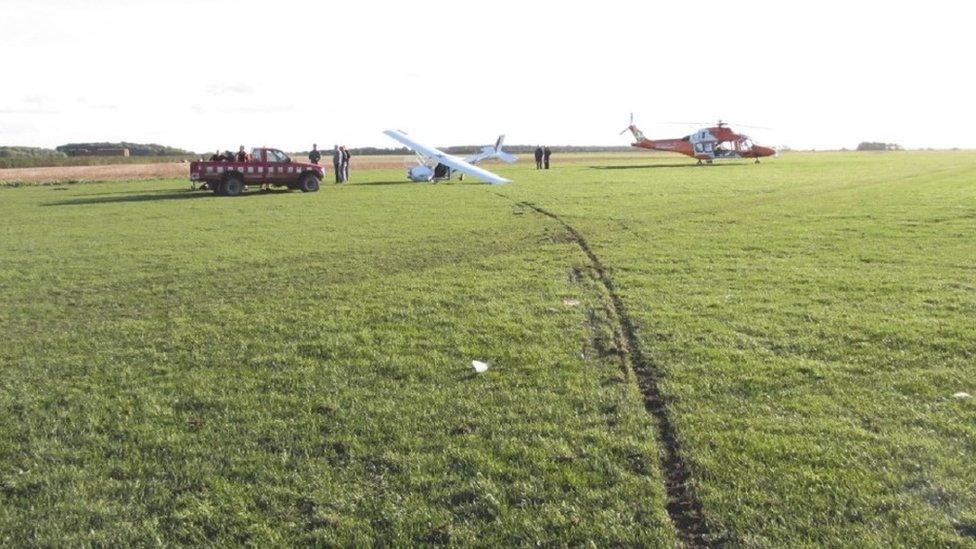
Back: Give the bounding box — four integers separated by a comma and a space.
619, 112, 635, 136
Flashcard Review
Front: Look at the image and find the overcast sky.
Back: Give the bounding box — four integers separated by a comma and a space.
1, 0, 973, 152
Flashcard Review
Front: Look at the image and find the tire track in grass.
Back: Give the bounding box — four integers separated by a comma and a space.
514, 198, 712, 547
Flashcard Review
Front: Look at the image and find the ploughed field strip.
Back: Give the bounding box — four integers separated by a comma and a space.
504, 197, 710, 546
1, 152, 974, 546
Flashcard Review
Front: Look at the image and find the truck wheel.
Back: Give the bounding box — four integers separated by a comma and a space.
221, 176, 244, 196
298, 173, 320, 193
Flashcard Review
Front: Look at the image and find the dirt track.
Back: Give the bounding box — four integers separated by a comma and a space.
0, 163, 188, 185
0, 153, 649, 185
0, 157, 413, 185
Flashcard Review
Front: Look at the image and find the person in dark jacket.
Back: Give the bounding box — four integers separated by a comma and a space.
209, 150, 221, 162
308, 143, 321, 165
340, 146, 351, 182
236, 145, 248, 163
534, 146, 543, 169
543, 146, 551, 169
332, 145, 343, 183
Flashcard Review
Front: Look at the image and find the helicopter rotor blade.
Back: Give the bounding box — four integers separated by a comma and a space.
732, 123, 774, 130
660, 120, 774, 131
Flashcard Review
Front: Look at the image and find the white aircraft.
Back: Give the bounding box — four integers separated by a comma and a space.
383, 130, 516, 185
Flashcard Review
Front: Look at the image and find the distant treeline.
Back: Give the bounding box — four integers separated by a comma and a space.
0, 153, 196, 170
0, 146, 66, 169
0, 146, 67, 158
0, 142, 196, 169
296, 145, 636, 157
446, 145, 634, 155
856, 142, 903, 151
2, 142, 637, 168
57, 142, 195, 156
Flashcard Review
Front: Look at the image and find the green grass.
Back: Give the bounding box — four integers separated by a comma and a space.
1, 152, 974, 545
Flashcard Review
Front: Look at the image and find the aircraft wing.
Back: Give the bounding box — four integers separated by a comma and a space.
384, 129, 446, 160
384, 129, 511, 185
434, 154, 510, 185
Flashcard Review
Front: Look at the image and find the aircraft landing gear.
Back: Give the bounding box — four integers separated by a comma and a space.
697, 159, 703, 165
755, 158, 761, 164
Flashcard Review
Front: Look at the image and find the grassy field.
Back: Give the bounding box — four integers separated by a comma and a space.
1, 152, 974, 546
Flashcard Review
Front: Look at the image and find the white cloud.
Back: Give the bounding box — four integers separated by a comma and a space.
205, 83, 256, 96
1, 0, 973, 151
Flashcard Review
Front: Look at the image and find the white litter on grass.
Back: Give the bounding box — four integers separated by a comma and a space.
471, 360, 490, 373
562, 298, 581, 307
954, 392, 971, 400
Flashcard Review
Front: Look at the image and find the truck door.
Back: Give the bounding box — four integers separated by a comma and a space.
692, 139, 714, 159
265, 149, 291, 184
245, 148, 266, 184
692, 130, 716, 160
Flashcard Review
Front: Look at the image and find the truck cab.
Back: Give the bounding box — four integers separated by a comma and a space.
190, 148, 326, 196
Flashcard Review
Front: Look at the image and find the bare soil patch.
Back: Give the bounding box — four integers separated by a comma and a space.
0, 162, 188, 185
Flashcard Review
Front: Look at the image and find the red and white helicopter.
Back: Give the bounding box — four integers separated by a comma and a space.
621, 114, 776, 164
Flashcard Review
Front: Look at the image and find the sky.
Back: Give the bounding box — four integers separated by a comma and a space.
1, 0, 974, 152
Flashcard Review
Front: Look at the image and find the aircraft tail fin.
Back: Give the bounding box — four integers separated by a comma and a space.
492, 134, 517, 164
468, 135, 517, 164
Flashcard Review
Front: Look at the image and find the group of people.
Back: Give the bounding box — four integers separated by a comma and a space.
534, 146, 552, 170
204, 144, 352, 184
308, 144, 351, 183
208, 146, 250, 162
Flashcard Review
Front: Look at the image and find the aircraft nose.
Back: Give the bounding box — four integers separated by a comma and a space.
756, 146, 775, 157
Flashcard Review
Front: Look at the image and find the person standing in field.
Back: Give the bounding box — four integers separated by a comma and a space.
543, 146, 551, 169
534, 145, 543, 169
341, 146, 351, 182
333, 145, 343, 183
308, 143, 321, 165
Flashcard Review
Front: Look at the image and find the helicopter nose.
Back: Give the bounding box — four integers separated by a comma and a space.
755, 146, 776, 157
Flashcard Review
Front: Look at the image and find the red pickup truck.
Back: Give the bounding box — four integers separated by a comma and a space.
190, 148, 325, 196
